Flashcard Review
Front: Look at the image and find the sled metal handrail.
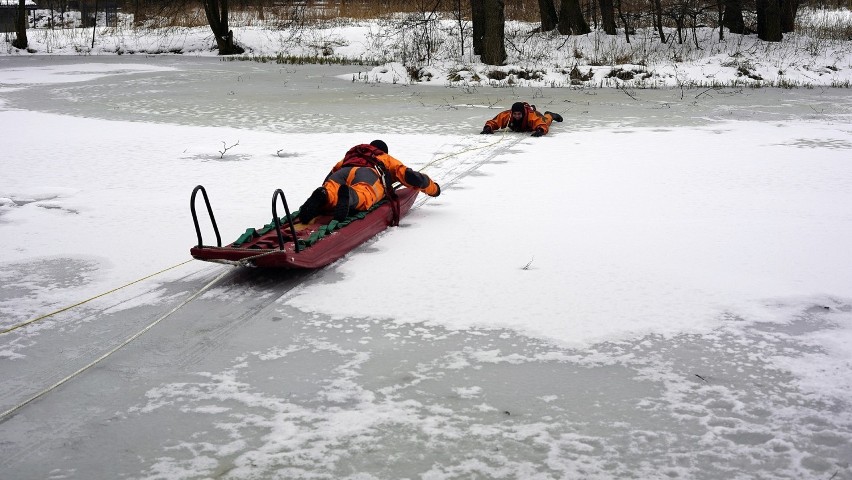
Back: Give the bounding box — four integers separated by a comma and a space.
190, 185, 222, 248
272, 188, 301, 253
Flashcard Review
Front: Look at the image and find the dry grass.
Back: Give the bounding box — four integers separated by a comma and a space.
795, 7, 852, 40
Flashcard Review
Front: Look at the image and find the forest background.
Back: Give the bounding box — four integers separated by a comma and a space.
4, 0, 852, 89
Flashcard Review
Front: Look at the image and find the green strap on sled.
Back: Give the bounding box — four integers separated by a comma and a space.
231, 198, 386, 248
232, 217, 288, 246
296, 211, 369, 249
257, 219, 283, 235
233, 228, 259, 246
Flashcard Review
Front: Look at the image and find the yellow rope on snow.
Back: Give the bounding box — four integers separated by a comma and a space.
419, 128, 511, 172
0, 259, 195, 336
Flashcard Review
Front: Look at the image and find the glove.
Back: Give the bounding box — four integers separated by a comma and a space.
430, 184, 441, 197
531, 129, 544, 137
480, 126, 493, 134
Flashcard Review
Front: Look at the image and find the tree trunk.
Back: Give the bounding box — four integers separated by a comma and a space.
717, 0, 724, 40
591, 0, 597, 30
481, 0, 506, 65
780, 0, 798, 33
722, 0, 746, 34
690, 13, 700, 48
600, 0, 616, 35
615, 0, 630, 43
471, 0, 485, 56
538, 0, 559, 31
455, 0, 467, 58
134, 0, 145, 27
651, 0, 665, 42
557, 0, 591, 35
12, 0, 28, 50
202, 0, 245, 55
756, 0, 782, 41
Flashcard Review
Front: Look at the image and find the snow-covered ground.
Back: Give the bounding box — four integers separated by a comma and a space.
1, 15, 852, 480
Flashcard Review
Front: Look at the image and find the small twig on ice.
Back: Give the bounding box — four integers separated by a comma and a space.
219, 140, 239, 159
439, 98, 458, 110
522, 257, 534, 270
619, 85, 638, 101
695, 87, 717, 99
694, 374, 708, 383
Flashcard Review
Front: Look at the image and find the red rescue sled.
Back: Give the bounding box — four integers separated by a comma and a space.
190, 185, 419, 268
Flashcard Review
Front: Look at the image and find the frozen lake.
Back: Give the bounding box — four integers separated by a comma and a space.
1, 56, 851, 479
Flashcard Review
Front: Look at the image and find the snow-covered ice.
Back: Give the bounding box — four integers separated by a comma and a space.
1, 28, 852, 480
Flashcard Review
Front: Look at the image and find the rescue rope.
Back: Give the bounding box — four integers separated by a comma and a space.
204, 248, 284, 268
0, 259, 196, 336
418, 127, 512, 173
0, 267, 230, 423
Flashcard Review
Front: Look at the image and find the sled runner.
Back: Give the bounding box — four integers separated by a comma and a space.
189, 185, 419, 269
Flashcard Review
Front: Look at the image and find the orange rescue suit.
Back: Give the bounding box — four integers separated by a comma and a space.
485, 106, 555, 135
321, 144, 440, 211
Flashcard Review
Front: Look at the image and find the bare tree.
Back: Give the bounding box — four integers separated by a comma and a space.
756, 0, 782, 41
650, 0, 666, 41
780, 0, 799, 32
716, 0, 724, 39
11, 0, 28, 50
201, 0, 245, 54
451, 0, 472, 58
615, 0, 631, 42
399, 0, 443, 65
662, 0, 710, 46
480, 0, 506, 64
557, 0, 591, 34
600, 0, 617, 35
471, 0, 485, 55
538, 0, 559, 31
133, 0, 148, 27
722, 0, 746, 34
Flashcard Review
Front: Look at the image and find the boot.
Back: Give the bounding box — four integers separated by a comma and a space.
333, 184, 352, 222
545, 111, 563, 122
298, 187, 327, 224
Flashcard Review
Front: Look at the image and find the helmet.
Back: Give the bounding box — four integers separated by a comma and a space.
369, 140, 388, 153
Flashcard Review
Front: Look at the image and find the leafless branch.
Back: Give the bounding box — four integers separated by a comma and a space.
619, 85, 639, 101
219, 140, 239, 159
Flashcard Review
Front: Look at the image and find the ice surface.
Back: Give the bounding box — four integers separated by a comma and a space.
1, 58, 851, 479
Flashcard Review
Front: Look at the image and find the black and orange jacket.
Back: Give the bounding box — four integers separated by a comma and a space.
327, 144, 440, 197
485, 106, 552, 135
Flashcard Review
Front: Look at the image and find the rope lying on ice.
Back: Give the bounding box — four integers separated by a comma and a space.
0, 260, 195, 336
418, 127, 513, 172
195, 248, 283, 268
0, 267, 230, 423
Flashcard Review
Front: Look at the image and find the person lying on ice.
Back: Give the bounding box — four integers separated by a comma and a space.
297, 139, 441, 224
480, 101, 563, 137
